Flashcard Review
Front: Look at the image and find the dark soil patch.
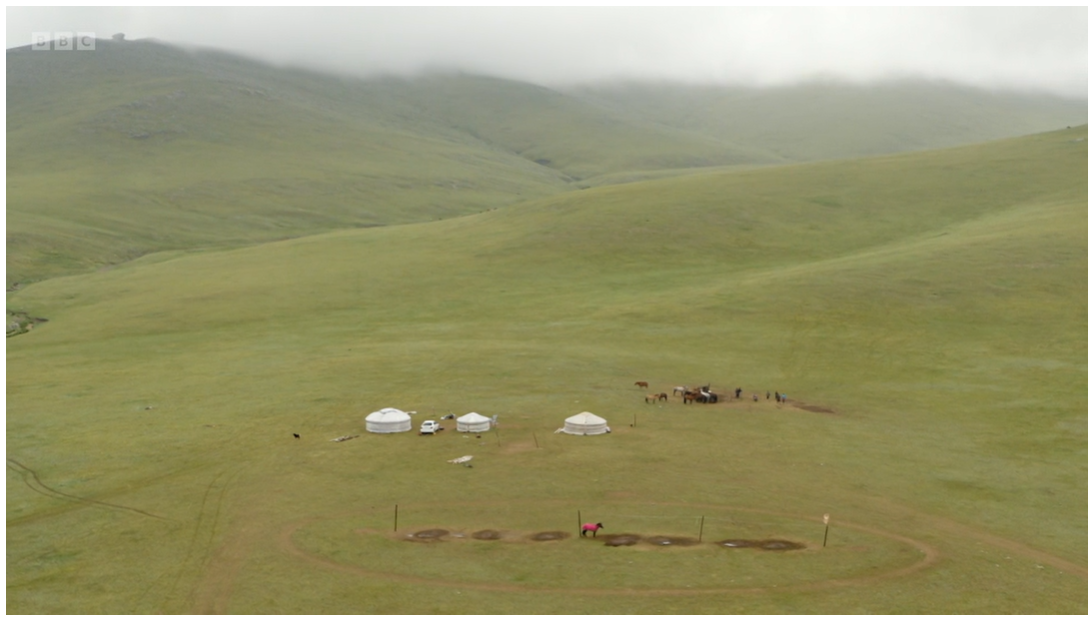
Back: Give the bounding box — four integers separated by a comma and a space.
719, 539, 757, 548
643, 535, 699, 546
406, 528, 449, 542
756, 539, 806, 551
797, 404, 835, 414
472, 529, 503, 540
530, 531, 569, 541
602, 534, 641, 546
718, 538, 806, 550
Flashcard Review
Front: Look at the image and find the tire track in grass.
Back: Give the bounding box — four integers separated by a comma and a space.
144, 466, 246, 614
185, 467, 243, 611
865, 497, 1088, 580
190, 471, 263, 615
6, 458, 170, 521
156, 470, 227, 613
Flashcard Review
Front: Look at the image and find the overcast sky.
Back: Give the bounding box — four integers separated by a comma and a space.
7, 6, 1088, 98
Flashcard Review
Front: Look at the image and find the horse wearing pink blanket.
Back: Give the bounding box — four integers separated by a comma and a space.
581, 522, 604, 537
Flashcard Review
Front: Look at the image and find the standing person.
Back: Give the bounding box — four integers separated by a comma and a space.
735, 388, 742, 399
774, 392, 781, 403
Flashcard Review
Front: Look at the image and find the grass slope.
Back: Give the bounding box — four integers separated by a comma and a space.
576, 79, 1088, 162
7, 126, 1088, 613
9, 39, 1088, 287
392, 74, 785, 181
5, 39, 569, 285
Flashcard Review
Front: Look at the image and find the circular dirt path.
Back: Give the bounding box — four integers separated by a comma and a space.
276, 500, 940, 597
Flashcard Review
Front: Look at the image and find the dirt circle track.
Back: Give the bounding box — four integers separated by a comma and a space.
277, 501, 940, 596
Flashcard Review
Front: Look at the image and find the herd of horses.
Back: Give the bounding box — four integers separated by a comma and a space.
637, 382, 790, 405
638, 382, 719, 404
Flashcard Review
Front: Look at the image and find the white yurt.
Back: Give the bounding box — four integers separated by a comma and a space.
456, 412, 492, 433
365, 407, 412, 434
563, 411, 610, 435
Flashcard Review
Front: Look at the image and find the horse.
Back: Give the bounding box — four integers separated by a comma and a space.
293, 433, 300, 439
635, 381, 649, 389
673, 386, 687, 396
697, 390, 718, 404
581, 522, 604, 537
645, 393, 668, 403
683, 391, 699, 404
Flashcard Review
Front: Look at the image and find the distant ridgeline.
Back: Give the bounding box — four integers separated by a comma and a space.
6, 37, 1088, 285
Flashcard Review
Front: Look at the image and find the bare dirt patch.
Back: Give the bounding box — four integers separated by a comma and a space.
718, 538, 806, 550
719, 539, 757, 548
472, 529, 503, 540
643, 535, 699, 547
530, 531, 569, 541
796, 403, 835, 414
756, 539, 806, 551
602, 534, 641, 546
405, 528, 449, 542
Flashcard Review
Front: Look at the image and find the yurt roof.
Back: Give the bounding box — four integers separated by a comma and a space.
565, 411, 607, 425
366, 407, 410, 422
458, 412, 490, 423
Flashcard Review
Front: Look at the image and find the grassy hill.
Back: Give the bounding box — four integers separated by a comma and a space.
575, 79, 1088, 162
5, 39, 571, 286
7, 126, 1087, 613
8, 38, 1088, 287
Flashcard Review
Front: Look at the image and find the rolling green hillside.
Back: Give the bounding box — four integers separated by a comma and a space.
5, 39, 570, 286
7, 127, 1087, 613
386, 73, 786, 180
8, 38, 1088, 287
576, 79, 1088, 162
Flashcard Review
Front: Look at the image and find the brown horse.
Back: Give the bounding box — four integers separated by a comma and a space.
645, 393, 668, 403
635, 381, 649, 389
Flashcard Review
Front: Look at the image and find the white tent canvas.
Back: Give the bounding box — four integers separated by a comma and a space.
365, 407, 412, 434
563, 411, 610, 435
456, 412, 491, 433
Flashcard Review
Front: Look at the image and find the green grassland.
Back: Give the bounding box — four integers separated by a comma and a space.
576, 79, 1088, 163
8, 39, 1088, 287
7, 125, 1088, 613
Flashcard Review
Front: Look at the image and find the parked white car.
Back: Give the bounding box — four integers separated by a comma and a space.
419, 420, 443, 435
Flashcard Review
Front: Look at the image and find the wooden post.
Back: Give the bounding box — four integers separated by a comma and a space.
533, 432, 539, 449
699, 516, 705, 543
394, 504, 399, 532
822, 513, 830, 547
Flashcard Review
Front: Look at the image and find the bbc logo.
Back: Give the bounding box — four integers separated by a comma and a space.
32, 32, 96, 51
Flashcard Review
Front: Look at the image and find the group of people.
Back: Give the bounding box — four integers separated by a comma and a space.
732, 388, 788, 404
